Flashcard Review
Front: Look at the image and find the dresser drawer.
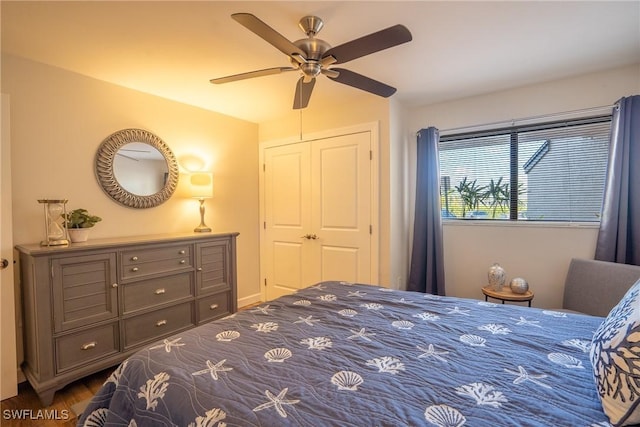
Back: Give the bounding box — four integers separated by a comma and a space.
122, 272, 194, 314
197, 292, 231, 324
121, 244, 192, 281
55, 322, 119, 373
123, 302, 194, 348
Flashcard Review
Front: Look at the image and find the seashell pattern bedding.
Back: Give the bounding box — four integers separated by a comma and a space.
78, 281, 609, 426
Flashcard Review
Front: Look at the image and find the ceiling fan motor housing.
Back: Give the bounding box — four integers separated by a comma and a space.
292, 37, 331, 80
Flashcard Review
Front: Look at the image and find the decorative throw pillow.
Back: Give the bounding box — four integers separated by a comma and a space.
590, 278, 640, 426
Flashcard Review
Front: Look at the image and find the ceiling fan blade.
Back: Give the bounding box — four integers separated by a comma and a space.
210, 67, 297, 84
328, 68, 397, 97
232, 13, 306, 59
293, 76, 316, 109
323, 24, 412, 64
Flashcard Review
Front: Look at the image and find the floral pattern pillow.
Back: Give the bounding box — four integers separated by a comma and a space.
590, 278, 640, 426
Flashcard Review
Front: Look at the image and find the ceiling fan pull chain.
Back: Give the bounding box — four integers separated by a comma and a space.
297, 77, 303, 140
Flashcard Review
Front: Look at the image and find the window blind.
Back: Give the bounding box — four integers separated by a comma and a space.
438, 115, 612, 222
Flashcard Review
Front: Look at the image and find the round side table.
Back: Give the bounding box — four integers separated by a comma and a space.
482, 285, 534, 307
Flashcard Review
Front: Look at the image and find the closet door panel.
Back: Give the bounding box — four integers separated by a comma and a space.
311, 132, 372, 284
263, 143, 313, 300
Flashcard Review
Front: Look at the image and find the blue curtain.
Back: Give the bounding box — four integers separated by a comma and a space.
408, 127, 445, 294
595, 95, 640, 265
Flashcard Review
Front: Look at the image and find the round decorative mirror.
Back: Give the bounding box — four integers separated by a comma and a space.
95, 128, 179, 209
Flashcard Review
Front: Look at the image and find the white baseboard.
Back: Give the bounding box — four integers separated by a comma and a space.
238, 293, 262, 309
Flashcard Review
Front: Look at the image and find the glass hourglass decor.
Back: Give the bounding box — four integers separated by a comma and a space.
38, 199, 69, 246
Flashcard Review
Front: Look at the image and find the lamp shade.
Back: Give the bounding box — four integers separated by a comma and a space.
189, 172, 213, 199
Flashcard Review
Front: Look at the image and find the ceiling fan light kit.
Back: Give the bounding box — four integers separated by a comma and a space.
210, 13, 412, 109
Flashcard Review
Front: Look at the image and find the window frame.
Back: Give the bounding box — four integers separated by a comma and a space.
438, 114, 612, 222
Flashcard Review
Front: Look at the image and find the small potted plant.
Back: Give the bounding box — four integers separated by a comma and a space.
63, 208, 102, 243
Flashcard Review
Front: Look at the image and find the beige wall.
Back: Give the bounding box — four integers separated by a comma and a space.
406, 63, 640, 308
2, 54, 261, 303
389, 98, 411, 289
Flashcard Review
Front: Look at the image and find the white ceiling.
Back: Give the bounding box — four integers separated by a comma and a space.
2, 1, 639, 124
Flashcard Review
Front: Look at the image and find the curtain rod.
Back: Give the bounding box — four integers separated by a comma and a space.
439, 103, 616, 136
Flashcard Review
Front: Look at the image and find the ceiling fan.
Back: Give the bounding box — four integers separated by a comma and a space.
210, 13, 412, 109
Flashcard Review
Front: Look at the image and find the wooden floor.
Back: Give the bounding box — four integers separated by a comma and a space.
0, 303, 262, 426
0, 367, 114, 426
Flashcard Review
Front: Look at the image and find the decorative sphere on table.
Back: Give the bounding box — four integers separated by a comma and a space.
510, 277, 529, 294
488, 263, 506, 291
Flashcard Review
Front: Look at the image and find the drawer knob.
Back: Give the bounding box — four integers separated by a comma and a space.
131, 256, 138, 261
179, 250, 186, 255
155, 288, 166, 295
112, 283, 118, 288
156, 319, 167, 327
210, 304, 219, 310
131, 267, 139, 272
197, 267, 203, 272
81, 342, 97, 351
180, 260, 186, 264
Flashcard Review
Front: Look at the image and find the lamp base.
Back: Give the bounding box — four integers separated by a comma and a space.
194, 197, 211, 233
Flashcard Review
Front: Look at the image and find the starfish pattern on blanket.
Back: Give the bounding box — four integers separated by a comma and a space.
348, 290, 367, 297
192, 359, 233, 380
504, 366, 551, 389
511, 316, 541, 327
294, 315, 320, 326
348, 328, 376, 342
252, 305, 275, 315
253, 388, 300, 418
149, 337, 185, 353
417, 344, 450, 363
448, 307, 470, 315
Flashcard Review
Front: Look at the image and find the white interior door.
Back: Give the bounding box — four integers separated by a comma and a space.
1, 93, 18, 399
311, 132, 371, 284
263, 143, 312, 300
262, 129, 373, 300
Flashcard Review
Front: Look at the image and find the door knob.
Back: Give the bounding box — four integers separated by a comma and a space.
0, 259, 8, 270
300, 234, 319, 240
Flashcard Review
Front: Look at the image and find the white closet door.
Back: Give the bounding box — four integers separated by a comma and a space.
263, 130, 372, 300
263, 142, 313, 300
310, 132, 371, 284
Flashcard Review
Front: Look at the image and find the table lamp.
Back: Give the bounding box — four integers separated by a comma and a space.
190, 172, 213, 232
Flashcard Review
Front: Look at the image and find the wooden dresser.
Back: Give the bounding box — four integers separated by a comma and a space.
15, 232, 238, 406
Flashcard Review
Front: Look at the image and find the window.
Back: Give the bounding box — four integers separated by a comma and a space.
438, 115, 611, 222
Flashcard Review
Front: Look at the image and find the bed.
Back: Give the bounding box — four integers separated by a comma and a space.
78, 280, 635, 427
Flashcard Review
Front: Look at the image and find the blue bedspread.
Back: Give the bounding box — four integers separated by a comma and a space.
78, 281, 610, 426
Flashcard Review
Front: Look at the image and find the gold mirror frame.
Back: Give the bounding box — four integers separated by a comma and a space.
95, 128, 179, 209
